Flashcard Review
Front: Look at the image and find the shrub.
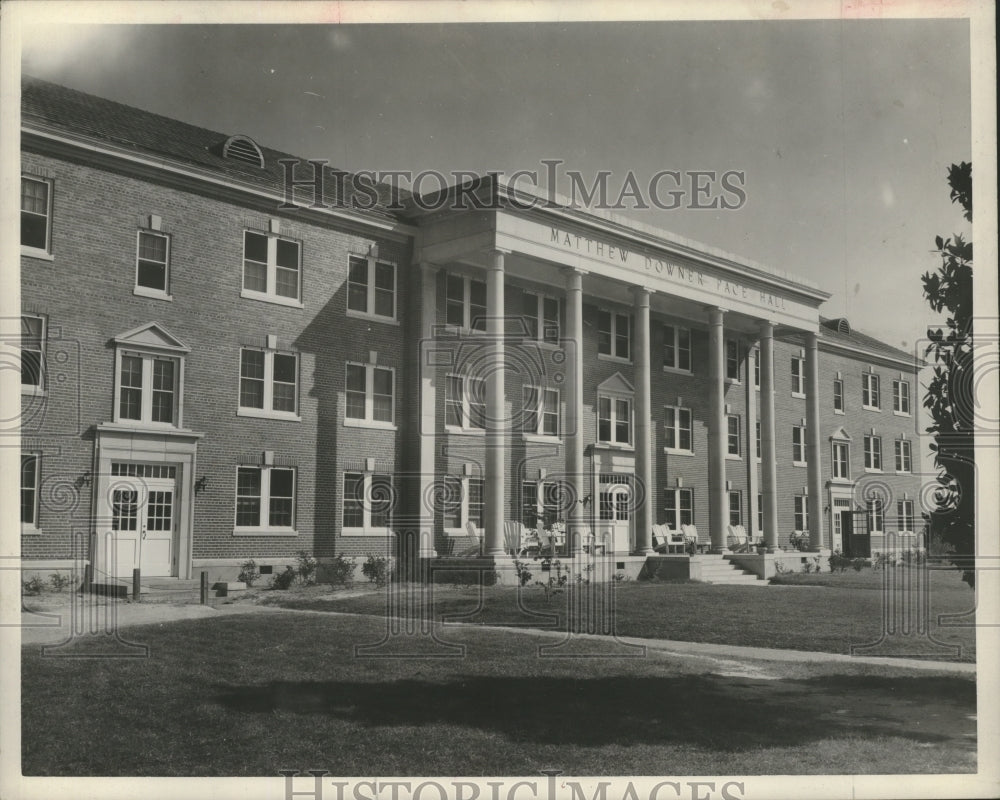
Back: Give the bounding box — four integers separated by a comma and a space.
48, 573, 72, 592
773, 559, 788, 574
326, 554, 356, 588
513, 559, 533, 587
238, 559, 261, 587
23, 576, 44, 596
612, 571, 631, 583
295, 551, 318, 585
851, 557, 866, 572
270, 566, 296, 590
829, 552, 850, 572
362, 554, 392, 587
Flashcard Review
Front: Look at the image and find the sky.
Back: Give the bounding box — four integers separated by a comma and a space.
18, 16, 972, 353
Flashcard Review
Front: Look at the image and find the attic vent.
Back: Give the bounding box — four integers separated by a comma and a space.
222, 135, 264, 168
837, 318, 851, 335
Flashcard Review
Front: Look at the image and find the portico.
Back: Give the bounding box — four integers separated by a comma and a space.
404, 176, 830, 577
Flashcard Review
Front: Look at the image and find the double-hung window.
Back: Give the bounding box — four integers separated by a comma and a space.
243, 230, 302, 305
522, 292, 560, 343
598, 395, 632, 445
21, 453, 40, 528
893, 379, 911, 415
445, 274, 487, 331
446, 374, 486, 431
598, 310, 631, 361
864, 434, 883, 471
347, 254, 397, 321
833, 379, 844, 413
794, 495, 808, 532
663, 325, 692, 372
117, 353, 179, 425
862, 372, 881, 410
791, 357, 805, 397
664, 488, 694, 530
897, 499, 915, 533
832, 441, 850, 480
792, 425, 807, 464
895, 439, 912, 473
441, 475, 484, 531
753, 349, 761, 389
523, 386, 560, 437
135, 230, 171, 298
21, 176, 52, 255
664, 406, 693, 453
867, 499, 884, 533
725, 339, 740, 381
342, 471, 394, 533
21, 315, 44, 391
755, 421, 761, 459
726, 415, 741, 457
728, 491, 742, 527
235, 465, 296, 533
345, 362, 395, 427
239, 347, 300, 420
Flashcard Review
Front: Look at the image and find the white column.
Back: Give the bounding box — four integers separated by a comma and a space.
745, 346, 760, 542
632, 287, 654, 555
565, 268, 586, 556
484, 250, 506, 557
759, 321, 779, 551
707, 307, 727, 553
417, 263, 438, 557
805, 330, 825, 550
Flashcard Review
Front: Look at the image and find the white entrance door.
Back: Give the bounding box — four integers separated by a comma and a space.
108, 476, 176, 578
596, 474, 633, 554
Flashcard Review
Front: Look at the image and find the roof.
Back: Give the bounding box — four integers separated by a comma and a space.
819, 317, 922, 368
20, 75, 406, 221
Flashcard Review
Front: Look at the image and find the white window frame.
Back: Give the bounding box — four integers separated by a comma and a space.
344, 361, 396, 429
21, 314, 45, 396
792, 425, 807, 465
443, 475, 485, 534
346, 254, 398, 323
444, 273, 487, 332
114, 349, 184, 428
21, 175, 53, 259
663, 405, 693, 454
522, 385, 561, 438
791, 357, 805, 398
895, 438, 912, 473
445, 373, 487, 433
241, 229, 303, 308
893, 379, 911, 416
341, 471, 395, 535
833, 378, 845, 414
238, 347, 301, 422
864, 434, 883, 472
21, 452, 40, 532
597, 310, 632, 362
664, 487, 694, 530
726, 414, 741, 458
755, 420, 761, 461
725, 339, 741, 382
728, 490, 742, 527
867, 498, 885, 534
522, 291, 561, 344
862, 372, 881, 411
662, 324, 692, 373
832, 440, 851, 481
793, 495, 808, 533
233, 465, 297, 536
897, 499, 915, 534
597, 393, 633, 446
134, 229, 172, 300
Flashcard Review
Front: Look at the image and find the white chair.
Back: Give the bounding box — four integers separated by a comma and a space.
455, 521, 482, 556
727, 524, 750, 552
504, 520, 525, 557
682, 524, 701, 553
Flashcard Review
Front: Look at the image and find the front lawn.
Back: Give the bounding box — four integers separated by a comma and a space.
22, 611, 976, 776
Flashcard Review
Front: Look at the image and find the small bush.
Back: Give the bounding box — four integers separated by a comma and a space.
48, 573, 72, 592
773, 559, 788, 574
829, 552, 850, 573
513, 559, 533, 587
23, 576, 44, 596
612, 571, 631, 583
326, 554, 356, 588
851, 557, 866, 572
295, 551, 318, 585
238, 559, 261, 587
270, 566, 296, 590
362, 554, 391, 587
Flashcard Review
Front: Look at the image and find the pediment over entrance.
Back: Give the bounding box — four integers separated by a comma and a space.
113, 322, 190, 353
829, 426, 852, 441
596, 372, 634, 395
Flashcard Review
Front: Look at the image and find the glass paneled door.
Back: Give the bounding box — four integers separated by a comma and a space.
595, 473, 633, 554
107, 468, 177, 578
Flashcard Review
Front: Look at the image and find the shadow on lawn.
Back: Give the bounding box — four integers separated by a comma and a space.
213, 673, 973, 749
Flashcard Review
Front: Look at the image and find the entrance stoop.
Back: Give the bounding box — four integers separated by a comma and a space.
644, 554, 766, 584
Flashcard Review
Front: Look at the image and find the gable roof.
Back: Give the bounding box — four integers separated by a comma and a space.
21, 75, 407, 222
818, 317, 922, 368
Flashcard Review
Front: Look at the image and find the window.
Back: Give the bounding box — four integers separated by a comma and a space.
598, 395, 632, 445
725, 339, 740, 381
893, 379, 911, 415
21, 176, 52, 253
792, 425, 807, 464
833, 379, 844, 413
791, 357, 805, 397
342, 471, 393, 532
240, 348, 300, 419
753, 349, 760, 389
441, 475, 484, 531
117, 353, 179, 425
522, 292, 560, 343
755, 420, 761, 459
243, 230, 301, 304
347, 254, 397, 321
445, 274, 487, 331
235, 466, 296, 531
664, 406, 693, 453
345, 362, 394, 426
895, 439, 912, 473
21, 315, 44, 390
598, 310, 631, 360
862, 372, 881, 410
728, 491, 742, 527
136, 231, 170, 296
794, 495, 808, 532
867, 499, 884, 533
446, 374, 486, 431
897, 499, 915, 533
523, 386, 560, 437
864, 434, 883, 471
757, 492, 764, 533
664, 488, 694, 530
832, 441, 850, 480
726, 415, 741, 457
663, 325, 692, 372
21, 453, 39, 526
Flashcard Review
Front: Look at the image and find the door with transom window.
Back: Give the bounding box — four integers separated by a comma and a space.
595, 473, 633, 554
107, 466, 177, 578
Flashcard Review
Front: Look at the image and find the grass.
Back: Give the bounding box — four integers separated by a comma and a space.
265, 567, 977, 662
22, 610, 977, 776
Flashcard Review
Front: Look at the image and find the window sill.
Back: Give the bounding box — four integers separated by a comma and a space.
792, 461, 808, 468
892, 410, 911, 418
133, 286, 173, 301
834, 409, 845, 415
344, 418, 397, 431
241, 288, 304, 309
597, 353, 632, 364
663, 448, 694, 456
445, 426, 486, 436
894, 470, 912, 475
346, 308, 400, 326
21, 246, 54, 261
522, 433, 561, 444
237, 408, 302, 422
862, 405, 881, 413
725, 454, 742, 461
662, 366, 693, 376
830, 477, 853, 485
21, 525, 42, 536
864, 467, 883, 474
593, 441, 634, 451
791, 392, 806, 400
342, 528, 394, 537
21, 385, 46, 397
233, 528, 299, 537
725, 378, 741, 386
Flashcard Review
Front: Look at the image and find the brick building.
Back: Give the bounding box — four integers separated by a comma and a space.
18, 77, 924, 585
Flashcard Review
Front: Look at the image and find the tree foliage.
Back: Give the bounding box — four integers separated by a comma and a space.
921, 162, 974, 587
